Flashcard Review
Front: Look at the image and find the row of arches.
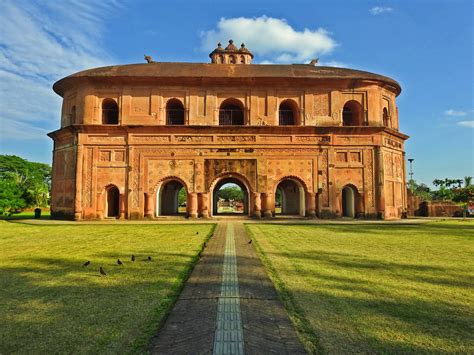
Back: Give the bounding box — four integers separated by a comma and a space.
102, 179, 361, 218
95, 98, 390, 127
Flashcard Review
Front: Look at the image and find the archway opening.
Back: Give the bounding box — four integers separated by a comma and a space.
102, 99, 118, 124
275, 179, 305, 216
158, 180, 186, 215
219, 99, 244, 125
342, 185, 356, 217
212, 178, 249, 215
342, 100, 363, 126
166, 99, 185, 125
106, 186, 119, 218
279, 100, 298, 125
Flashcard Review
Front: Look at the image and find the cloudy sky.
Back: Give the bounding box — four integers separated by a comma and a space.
0, 0, 472, 185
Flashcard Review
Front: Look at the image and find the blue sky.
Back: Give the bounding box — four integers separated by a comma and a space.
0, 0, 472, 186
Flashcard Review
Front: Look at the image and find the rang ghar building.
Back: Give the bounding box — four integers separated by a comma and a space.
49, 40, 408, 220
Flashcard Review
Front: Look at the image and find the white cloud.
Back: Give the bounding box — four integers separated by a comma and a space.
0, 0, 121, 143
200, 16, 338, 64
445, 109, 468, 116
457, 121, 474, 128
318, 60, 349, 68
369, 7, 394, 15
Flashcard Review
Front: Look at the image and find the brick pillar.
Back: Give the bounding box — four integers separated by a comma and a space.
253, 192, 261, 218
262, 192, 274, 218
188, 192, 198, 218
198, 192, 209, 218
96, 192, 104, 220
119, 193, 126, 219
144, 192, 154, 218
306, 192, 316, 217
74, 145, 84, 220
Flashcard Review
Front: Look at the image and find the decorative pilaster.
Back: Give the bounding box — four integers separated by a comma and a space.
262, 192, 274, 218
253, 192, 261, 218
144, 193, 154, 218
306, 192, 316, 217
188, 192, 198, 218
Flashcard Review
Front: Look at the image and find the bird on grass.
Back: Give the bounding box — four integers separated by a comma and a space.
83, 261, 90, 267
99, 267, 107, 276
248, 240, 252, 244
196, 232, 199, 235
198, 251, 202, 258
147, 256, 152, 262
117, 259, 123, 265
203, 242, 207, 248
131, 255, 135, 262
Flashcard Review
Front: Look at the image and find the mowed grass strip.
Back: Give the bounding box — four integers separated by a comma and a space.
246, 221, 474, 353
0, 221, 215, 353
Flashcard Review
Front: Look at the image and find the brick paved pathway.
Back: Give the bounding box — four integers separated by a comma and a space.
149, 222, 305, 354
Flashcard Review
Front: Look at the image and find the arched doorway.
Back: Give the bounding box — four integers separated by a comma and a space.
158, 180, 186, 216
342, 185, 357, 217
342, 100, 363, 126
102, 99, 118, 124
166, 98, 185, 125
219, 99, 244, 125
275, 179, 305, 216
106, 186, 120, 218
278, 99, 298, 125
212, 177, 249, 216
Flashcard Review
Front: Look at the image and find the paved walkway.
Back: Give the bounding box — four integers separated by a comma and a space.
149, 222, 305, 354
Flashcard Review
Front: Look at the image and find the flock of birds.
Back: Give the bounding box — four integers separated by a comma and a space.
82, 254, 153, 276
82, 231, 252, 277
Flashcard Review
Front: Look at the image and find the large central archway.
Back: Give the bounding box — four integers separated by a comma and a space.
275, 178, 306, 216
212, 177, 249, 216
157, 179, 187, 216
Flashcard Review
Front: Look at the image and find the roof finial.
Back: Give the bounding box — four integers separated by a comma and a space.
217, 42, 222, 47
229, 39, 234, 44
241, 43, 245, 48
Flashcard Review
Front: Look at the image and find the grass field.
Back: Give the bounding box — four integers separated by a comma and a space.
247, 221, 474, 353
0, 220, 215, 353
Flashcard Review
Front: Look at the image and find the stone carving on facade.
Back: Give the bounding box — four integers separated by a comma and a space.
131, 151, 140, 208
216, 136, 256, 142
83, 148, 93, 207
364, 149, 374, 207
175, 135, 213, 143
314, 93, 329, 116
320, 150, 329, 207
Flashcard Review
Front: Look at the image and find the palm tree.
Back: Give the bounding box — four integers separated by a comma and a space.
464, 176, 472, 187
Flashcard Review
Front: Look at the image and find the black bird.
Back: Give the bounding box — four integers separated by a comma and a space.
83, 261, 90, 267
131, 255, 135, 262
248, 240, 252, 244
117, 259, 123, 265
203, 242, 207, 248
198, 251, 202, 258
99, 267, 107, 276
147, 256, 152, 262
196, 232, 199, 235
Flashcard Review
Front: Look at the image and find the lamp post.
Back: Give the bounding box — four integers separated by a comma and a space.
408, 158, 415, 194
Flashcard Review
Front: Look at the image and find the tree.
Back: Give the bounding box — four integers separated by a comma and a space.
218, 186, 244, 201
0, 155, 51, 214
178, 187, 186, 206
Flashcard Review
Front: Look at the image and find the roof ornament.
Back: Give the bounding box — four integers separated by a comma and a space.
144, 55, 154, 63
309, 58, 319, 66
225, 39, 238, 51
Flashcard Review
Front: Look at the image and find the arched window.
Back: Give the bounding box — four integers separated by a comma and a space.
342, 100, 363, 126
383, 107, 391, 127
219, 99, 244, 125
229, 55, 236, 64
240, 56, 245, 64
166, 99, 185, 125
102, 99, 118, 124
279, 100, 298, 125
70, 106, 76, 125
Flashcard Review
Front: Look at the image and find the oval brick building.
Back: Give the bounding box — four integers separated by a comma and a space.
49, 41, 408, 220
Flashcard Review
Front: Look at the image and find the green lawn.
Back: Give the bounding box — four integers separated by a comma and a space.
0, 221, 215, 353
246, 221, 474, 353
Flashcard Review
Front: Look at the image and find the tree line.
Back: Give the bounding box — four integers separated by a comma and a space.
0, 155, 51, 215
